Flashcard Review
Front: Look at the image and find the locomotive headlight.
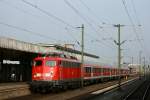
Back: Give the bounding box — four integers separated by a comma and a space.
45, 73, 51, 77
34, 73, 41, 77
43, 71, 53, 77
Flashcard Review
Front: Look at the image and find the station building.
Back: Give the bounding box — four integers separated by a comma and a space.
0, 37, 99, 83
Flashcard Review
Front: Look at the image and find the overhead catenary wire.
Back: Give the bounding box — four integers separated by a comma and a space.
78, 0, 113, 37
21, 0, 76, 30
21, 0, 115, 50
78, 0, 119, 37
121, 0, 149, 57
78, 0, 117, 46
0, 0, 82, 46
0, 0, 127, 64
21, 0, 87, 49
131, 0, 141, 26
64, 0, 100, 37
130, 0, 149, 56
0, 21, 61, 42
121, 0, 143, 47
79, 0, 107, 25
0, 0, 109, 51
122, 0, 141, 42
65, 27, 80, 46
64, 0, 98, 33
0, 0, 42, 19
122, 0, 135, 27
64, 0, 115, 49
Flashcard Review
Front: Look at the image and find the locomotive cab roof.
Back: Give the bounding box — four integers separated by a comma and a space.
38, 52, 78, 60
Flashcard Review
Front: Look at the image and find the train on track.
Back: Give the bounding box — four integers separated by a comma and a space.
30, 52, 131, 93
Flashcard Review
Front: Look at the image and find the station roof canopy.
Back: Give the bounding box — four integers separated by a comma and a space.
39, 44, 99, 58
0, 37, 99, 58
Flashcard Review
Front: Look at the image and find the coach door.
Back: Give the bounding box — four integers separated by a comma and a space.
91, 66, 93, 77
59, 61, 63, 81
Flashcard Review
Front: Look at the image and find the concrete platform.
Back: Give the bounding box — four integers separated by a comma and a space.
83, 77, 143, 100
0, 82, 30, 100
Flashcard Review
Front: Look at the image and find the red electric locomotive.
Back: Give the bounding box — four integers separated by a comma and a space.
31, 53, 81, 92
30, 53, 130, 92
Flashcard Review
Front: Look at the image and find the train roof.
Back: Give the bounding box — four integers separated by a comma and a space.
34, 54, 81, 63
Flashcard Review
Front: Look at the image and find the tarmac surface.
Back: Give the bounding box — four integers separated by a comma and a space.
85, 76, 147, 100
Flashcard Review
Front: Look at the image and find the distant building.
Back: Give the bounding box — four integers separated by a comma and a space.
128, 64, 141, 74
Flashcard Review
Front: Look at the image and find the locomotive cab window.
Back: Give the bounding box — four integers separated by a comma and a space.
33, 60, 42, 66
46, 61, 56, 67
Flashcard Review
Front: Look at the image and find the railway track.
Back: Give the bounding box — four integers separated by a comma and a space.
123, 76, 150, 100
143, 82, 150, 100
0, 83, 30, 100
0, 76, 137, 100
8, 77, 138, 100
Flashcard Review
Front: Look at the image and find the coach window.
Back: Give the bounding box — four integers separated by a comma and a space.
73, 62, 75, 67
70, 62, 72, 67
67, 61, 70, 67
67, 62, 69, 67
93, 68, 96, 73
58, 61, 63, 66
46, 61, 56, 67
77, 63, 80, 67
85, 67, 88, 73
104, 69, 106, 73
75, 62, 77, 67
63, 61, 65, 67
67, 62, 71, 67
99, 68, 101, 73
85, 67, 90, 73
88, 68, 90, 73
63, 61, 67, 67
64, 61, 66, 67
89, 68, 91, 73
62, 61, 65, 67
76, 63, 80, 67
66, 62, 69, 67
69, 62, 72, 67
74, 62, 77, 67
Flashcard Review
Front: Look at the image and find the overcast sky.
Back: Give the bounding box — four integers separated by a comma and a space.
0, 0, 149, 65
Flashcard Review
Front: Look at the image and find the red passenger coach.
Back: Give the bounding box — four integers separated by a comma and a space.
31, 53, 81, 92
83, 64, 130, 85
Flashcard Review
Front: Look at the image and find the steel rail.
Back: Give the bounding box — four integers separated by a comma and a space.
142, 82, 150, 100
123, 79, 146, 100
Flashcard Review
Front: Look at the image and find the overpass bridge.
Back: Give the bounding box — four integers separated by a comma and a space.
0, 36, 99, 83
